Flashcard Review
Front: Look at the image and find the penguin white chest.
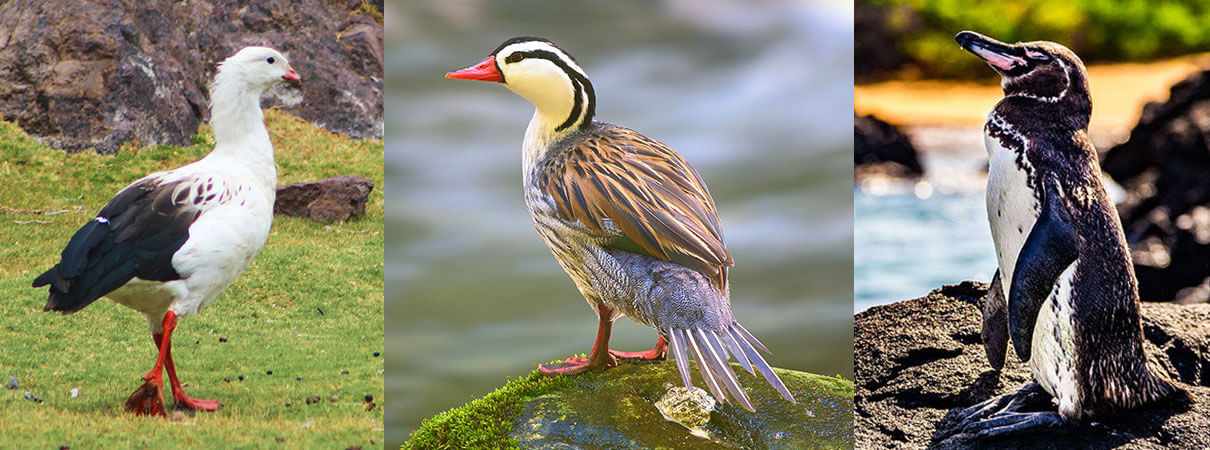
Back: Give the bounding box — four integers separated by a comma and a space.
984, 132, 1037, 295
1027, 261, 1081, 419
984, 129, 1082, 418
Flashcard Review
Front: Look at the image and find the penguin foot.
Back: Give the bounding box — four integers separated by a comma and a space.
963, 411, 1065, 439
943, 382, 1064, 440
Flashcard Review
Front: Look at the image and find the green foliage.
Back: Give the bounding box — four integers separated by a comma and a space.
866, 0, 1210, 78
0, 110, 384, 447
406, 369, 573, 449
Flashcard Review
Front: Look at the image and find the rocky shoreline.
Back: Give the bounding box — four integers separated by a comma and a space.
856, 282, 1210, 449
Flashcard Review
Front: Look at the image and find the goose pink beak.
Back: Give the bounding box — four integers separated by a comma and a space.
283, 65, 301, 82
446, 56, 503, 82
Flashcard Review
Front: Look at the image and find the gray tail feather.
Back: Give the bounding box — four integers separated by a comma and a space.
665, 321, 796, 412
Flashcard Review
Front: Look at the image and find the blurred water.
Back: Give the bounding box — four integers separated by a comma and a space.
854, 127, 997, 312
385, 0, 854, 443
854, 190, 996, 312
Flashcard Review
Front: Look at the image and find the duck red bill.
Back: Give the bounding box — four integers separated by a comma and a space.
446, 56, 503, 82
971, 47, 1025, 71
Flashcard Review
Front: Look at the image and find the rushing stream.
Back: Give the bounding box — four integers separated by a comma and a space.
385, 0, 854, 441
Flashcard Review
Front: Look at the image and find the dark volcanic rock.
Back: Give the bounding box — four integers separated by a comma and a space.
856, 282, 1210, 449
0, 1, 382, 154
855, 113, 923, 179
275, 175, 374, 222
1102, 70, 1210, 303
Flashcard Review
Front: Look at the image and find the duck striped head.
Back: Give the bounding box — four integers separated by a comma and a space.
447, 37, 596, 133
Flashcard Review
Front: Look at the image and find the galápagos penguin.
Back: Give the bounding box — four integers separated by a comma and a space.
445, 37, 795, 411
946, 31, 1189, 438
33, 46, 300, 417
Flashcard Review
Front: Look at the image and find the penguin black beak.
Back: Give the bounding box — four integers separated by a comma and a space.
956, 31, 1029, 74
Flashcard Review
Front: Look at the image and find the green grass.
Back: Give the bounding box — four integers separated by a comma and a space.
0, 110, 384, 447
406, 369, 573, 449
864, 0, 1210, 78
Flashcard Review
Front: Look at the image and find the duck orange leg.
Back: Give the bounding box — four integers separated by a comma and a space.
610, 336, 668, 360
539, 304, 618, 375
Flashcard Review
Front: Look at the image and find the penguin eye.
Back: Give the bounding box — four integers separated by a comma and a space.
504, 53, 524, 64
1024, 49, 1050, 62
266, 57, 276, 64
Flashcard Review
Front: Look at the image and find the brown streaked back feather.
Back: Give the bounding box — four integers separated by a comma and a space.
539, 124, 733, 289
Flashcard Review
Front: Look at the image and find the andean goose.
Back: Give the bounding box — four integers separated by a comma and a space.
33, 46, 301, 416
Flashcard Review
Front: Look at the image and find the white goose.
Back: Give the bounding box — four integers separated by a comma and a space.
33, 46, 300, 416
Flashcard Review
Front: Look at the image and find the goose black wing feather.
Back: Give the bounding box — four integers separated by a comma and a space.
33, 178, 200, 314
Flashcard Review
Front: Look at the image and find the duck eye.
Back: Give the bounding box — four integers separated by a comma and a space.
266, 57, 275, 64
505, 53, 524, 64
1025, 49, 1050, 62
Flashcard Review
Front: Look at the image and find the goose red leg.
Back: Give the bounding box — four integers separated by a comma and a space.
539, 304, 618, 375
165, 336, 220, 411
125, 312, 176, 416
610, 336, 668, 360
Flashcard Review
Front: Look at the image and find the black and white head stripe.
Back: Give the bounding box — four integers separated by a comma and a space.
493, 37, 596, 132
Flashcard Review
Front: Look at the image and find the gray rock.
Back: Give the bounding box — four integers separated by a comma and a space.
0, 0, 382, 154
6, 377, 16, 390
274, 175, 374, 222
856, 281, 1210, 449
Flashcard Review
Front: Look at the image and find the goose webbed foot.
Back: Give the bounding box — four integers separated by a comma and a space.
125, 378, 167, 417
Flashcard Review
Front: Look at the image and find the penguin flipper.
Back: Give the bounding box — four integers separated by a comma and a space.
981, 270, 1008, 370
1009, 175, 1078, 361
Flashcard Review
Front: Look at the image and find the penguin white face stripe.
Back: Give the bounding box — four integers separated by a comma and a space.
1008, 58, 1070, 104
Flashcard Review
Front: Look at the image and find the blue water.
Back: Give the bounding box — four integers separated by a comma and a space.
854, 188, 997, 312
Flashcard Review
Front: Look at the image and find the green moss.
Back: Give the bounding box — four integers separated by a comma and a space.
406, 367, 574, 449
409, 361, 855, 448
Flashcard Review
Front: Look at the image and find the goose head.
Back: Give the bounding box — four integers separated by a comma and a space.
213, 46, 301, 96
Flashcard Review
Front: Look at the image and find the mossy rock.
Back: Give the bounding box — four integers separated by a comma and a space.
408, 360, 853, 449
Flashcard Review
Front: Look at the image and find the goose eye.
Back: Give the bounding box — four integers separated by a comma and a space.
505, 53, 524, 64
266, 57, 276, 64
1025, 49, 1049, 61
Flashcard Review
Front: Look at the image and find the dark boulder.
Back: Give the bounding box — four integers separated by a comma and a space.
1102, 70, 1210, 303
855, 113, 924, 179
856, 282, 1210, 449
0, 0, 382, 154
275, 175, 374, 222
